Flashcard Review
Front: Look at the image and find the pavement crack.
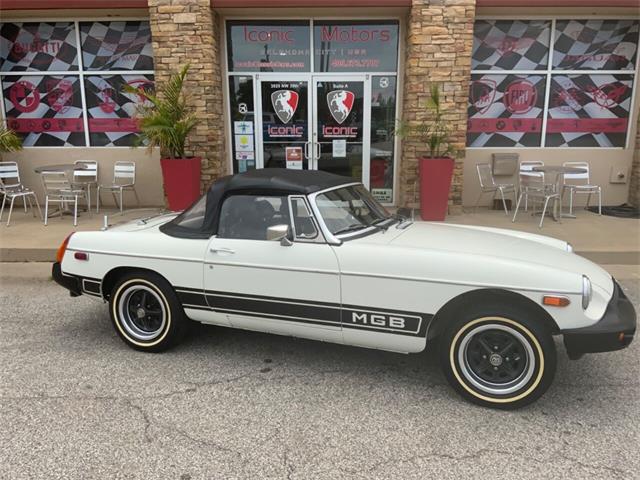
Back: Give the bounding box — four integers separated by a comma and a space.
122, 399, 153, 443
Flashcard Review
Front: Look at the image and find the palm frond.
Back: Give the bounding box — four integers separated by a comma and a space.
124, 64, 198, 158
0, 125, 23, 154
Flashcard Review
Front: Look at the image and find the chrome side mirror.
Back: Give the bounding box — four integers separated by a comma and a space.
266, 224, 293, 246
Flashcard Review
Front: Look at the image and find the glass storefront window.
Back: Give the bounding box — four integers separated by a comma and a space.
314, 21, 399, 72
0, 22, 78, 72
0, 19, 154, 147
467, 74, 546, 148
2, 75, 85, 146
84, 74, 154, 147
546, 74, 633, 147
369, 75, 396, 203
80, 21, 154, 71
226, 21, 311, 72
468, 18, 638, 148
472, 20, 551, 71
553, 20, 639, 71
228, 75, 256, 173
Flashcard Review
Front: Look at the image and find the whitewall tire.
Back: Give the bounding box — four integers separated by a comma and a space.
109, 272, 185, 352
439, 304, 556, 409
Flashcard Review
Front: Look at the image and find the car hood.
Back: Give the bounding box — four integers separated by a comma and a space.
388, 222, 613, 294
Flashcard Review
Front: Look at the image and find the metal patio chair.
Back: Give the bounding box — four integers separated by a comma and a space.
97, 161, 140, 214
0, 161, 42, 226
519, 161, 545, 212
70, 160, 98, 211
41, 171, 88, 227
562, 161, 602, 216
512, 170, 561, 229
474, 163, 516, 215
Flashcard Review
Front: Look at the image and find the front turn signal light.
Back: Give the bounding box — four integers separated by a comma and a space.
56, 233, 74, 263
542, 295, 570, 307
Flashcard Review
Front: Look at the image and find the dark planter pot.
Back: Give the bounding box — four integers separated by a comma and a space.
418, 156, 454, 221
160, 156, 201, 211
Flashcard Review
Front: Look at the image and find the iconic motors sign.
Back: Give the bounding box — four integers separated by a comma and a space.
226, 20, 399, 73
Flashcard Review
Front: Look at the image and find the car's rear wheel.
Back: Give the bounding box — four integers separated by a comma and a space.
109, 271, 185, 352
439, 303, 556, 409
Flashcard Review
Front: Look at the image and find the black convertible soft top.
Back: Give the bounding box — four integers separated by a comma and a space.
160, 168, 353, 238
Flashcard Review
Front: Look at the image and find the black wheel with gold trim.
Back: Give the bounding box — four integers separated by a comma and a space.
439, 302, 557, 409
109, 271, 186, 352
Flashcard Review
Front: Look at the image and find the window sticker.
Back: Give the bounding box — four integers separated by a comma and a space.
546, 74, 633, 147
0, 22, 78, 72
84, 74, 154, 147
2, 75, 85, 146
80, 21, 154, 71
472, 20, 551, 71
553, 20, 639, 71
467, 74, 546, 147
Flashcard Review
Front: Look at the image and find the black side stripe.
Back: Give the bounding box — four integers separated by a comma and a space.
175, 287, 432, 337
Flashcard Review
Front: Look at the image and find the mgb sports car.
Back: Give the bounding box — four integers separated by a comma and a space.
52, 169, 636, 409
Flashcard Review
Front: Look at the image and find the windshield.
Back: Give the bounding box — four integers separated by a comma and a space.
169, 194, 207, 230
315, 184, 392, 236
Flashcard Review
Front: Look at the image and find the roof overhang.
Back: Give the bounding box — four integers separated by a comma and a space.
0, 0, 637, 13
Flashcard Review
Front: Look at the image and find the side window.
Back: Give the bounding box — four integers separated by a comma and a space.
218, 195, 290, 240
290, 197, 318, 240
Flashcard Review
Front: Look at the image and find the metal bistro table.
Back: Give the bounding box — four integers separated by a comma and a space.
532, 165, 587, 221
34, 163, 89, 218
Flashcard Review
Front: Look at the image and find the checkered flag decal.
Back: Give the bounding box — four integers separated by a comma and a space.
0, 22, 78, 72
553, 20, 639, 71
80, 21, 154, 71
2, 75, 85, 146
546, 74, 633, 147
467, 74, 546, 147
84, 74, 154, 147
472, 20, 550, 71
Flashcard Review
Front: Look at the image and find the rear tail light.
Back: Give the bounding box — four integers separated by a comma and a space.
56, 233, 74, 263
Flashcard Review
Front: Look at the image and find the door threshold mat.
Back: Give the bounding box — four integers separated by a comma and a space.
586, 204, 640, 219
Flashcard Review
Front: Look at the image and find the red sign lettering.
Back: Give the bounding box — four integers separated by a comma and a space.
320, 26, 390, 43
243, 26, 294, 44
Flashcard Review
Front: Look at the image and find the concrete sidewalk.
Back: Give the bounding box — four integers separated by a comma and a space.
0, 207, 164, 262
0, 204, 638, 264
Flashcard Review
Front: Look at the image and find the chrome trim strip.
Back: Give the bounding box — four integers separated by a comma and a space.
340, 270, 581, 295
66, 248, 203, 264
205, 291, 342, 309
204, 260, 339, 275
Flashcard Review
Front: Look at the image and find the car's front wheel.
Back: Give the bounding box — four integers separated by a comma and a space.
109, 271, 185, 352
439, 303, 556, 409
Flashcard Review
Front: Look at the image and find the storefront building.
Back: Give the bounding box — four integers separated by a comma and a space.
1, 0, 638, 211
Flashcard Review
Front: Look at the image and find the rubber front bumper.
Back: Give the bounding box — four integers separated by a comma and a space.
52, 262, 82, 297
563, 280, 636, 359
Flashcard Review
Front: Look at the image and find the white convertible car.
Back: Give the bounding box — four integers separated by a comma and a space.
53, 169, 636, 409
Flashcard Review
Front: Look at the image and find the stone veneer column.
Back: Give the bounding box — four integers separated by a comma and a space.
628, 115, 640, 207
400, 0, 476, 213
148, 0, 226, 192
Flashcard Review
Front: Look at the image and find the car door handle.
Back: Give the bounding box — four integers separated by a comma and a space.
209, 247, 235, 254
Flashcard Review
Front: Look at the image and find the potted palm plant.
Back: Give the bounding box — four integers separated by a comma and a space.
0, 125, 23, 157
125, 64, 200, 211
397, 84, 456, 221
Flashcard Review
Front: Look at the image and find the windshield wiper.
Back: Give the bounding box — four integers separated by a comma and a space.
333, 224, 369, 235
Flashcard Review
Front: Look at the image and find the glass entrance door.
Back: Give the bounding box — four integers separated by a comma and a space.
257, 78, 311, 170
313, 77, 368, 183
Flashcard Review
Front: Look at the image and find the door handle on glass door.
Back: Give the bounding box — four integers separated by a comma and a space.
210, 247, 235, 254
314, 142, 321, 160
304, 141, 312, 160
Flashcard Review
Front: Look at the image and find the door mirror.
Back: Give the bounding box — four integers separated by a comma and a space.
266, 224, 293, 246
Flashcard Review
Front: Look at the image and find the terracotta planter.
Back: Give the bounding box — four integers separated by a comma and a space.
418, 156, 454, 221
159, 156, 201, 211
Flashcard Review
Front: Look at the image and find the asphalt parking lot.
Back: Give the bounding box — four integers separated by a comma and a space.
0, 265, 638, 479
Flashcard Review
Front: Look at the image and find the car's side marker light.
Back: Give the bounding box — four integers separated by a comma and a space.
542, 296, 570, 307
74, 252, 89, 261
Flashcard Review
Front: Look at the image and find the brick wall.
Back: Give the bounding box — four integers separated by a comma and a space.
148, 0, 226, 193
400, 0, 476, 214
629, 115, 640, 207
